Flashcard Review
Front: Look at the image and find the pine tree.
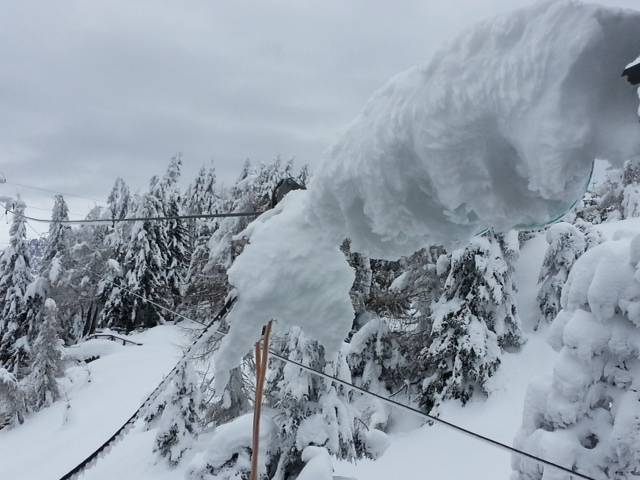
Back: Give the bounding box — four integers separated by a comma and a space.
107, 177, 131, 222
495, 230, 523, 349
160, 155, 188, 303
99, 179, 134, 331
183, 165, 223, 316
0, 198, 34, 373
341, 239, 372, 320
27, 298, 63, 410
536, 222, 587, 329
622, 158, 640, 218
418, 233, 523, 412
0, 367, 26, 427
42, 194, 71, 287
154, 360, 201, 465
267, 327, 365, 479
120, 178, 170, 329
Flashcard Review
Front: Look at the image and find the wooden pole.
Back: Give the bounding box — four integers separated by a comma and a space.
250, 321, 273, 480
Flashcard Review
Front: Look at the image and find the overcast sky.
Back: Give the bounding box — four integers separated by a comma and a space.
1, 0, 639, 243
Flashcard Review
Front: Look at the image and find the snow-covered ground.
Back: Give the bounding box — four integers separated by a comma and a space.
0, 325, 190, 479
0, 226, 570, 480
335, 229, 555, 480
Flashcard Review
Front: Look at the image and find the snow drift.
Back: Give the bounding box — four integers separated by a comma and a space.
214, 0, 640, 387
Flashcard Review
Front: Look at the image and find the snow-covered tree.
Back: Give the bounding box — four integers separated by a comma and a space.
513, 235, 640, 480
341, 239, 372, 320
154, 360, 201, 465
536, 222, 587, 329
418, 233, 523, 412
621, 158, 640, 218
27, 298, 63, 410
0, 198, 34, 373
0, 367, 26, 427
123, 180, 170, 329
267, 327, 365, 479
347, 315, 402, 435
183, 165, 224, 317
102, 176, 170, 331
160, 155, 188, 303
42, 194, 71, 286
184, 164, 219, 220
98, 179, 134, 331
107, 177, 131, 222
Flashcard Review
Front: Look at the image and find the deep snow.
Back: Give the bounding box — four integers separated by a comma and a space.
0, 225, 563, 480
0, 325, 190, 479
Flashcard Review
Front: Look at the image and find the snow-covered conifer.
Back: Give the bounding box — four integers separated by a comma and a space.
535, 222, 587, 329
622, 158, 640, 218
0, 198, 34, 372
160, 155, 188, 302
183, 165, 224, 315
110, 177, 170, 330
347, 315, 402, 435
267, 327, 365, 479
341, 239, 372, 319
42, 195, 71, 286
27, 298, 63, 410
154, 360, 201, 465
419, 233, 523, 412
107, 177, 131, 222
0, 367, 26, 426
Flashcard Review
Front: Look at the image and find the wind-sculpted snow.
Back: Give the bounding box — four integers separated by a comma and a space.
310, 0, 640, 257
215, 0, 640, 387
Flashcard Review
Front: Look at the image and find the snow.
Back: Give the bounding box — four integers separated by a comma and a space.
215, 0, 640, 383
335, 333, 558, 480
213, 191, 355, 392
308, 0, 640, 258
0, 325, 187, 479
297, 446, 334, 480
0, 227, 578, 480
64, 338, 125, 362
186, 412, 272, 478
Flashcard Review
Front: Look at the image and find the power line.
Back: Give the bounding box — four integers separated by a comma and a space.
3, 181, 103, 204
7, 206, 262, 225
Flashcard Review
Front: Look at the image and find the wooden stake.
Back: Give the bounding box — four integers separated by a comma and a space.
250, 321, 273, 480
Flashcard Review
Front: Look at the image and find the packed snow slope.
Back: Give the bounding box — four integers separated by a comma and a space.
214, 0, 640, 387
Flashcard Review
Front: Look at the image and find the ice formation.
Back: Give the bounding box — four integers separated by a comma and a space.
214, 0, 640, 386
